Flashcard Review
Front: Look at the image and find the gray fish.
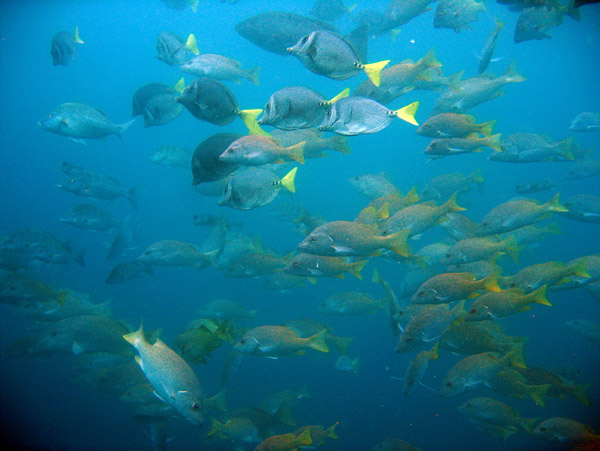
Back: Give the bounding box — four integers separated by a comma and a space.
566, 319, 600, 343
38, 102, 135, 142
514, 3, 580, 43
191, 133, 241, 185
177, 77, 240, 126
2, 228, 85, 267
382, 0, 438, 29
197, 299, 257, 321
60, 203, 121, 232
106, 262, 150, 285
136, 240, 215, 268
287, 30, 388, 86
156, 31, 198, 66
490, 133, 574, 163
569, 112, 600, 132
258, 86, 348, 130
218, 167, 297, 210
50, 27, 83, 66
318, 96, 419, 135
143, 92, 182, 127
271, 129, 350, 158
348, 173, 400, 200
180, 54, 260, 85
131, 83, 175, 117
560, 194, 600, 223
150, 145, 190, 167
311, 0, 350, 21
565, 160, 600, 180
235, 11, 336, 55
434, 0, 486, 32
479, 17, 504, 74
514, 180, 556, 194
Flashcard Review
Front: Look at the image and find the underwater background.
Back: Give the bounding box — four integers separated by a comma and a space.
1, 0, 599, 449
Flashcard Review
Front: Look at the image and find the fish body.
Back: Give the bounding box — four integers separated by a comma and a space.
514, 179, 556, 194
38, 102, 134, 141
177, 77, 239, 125
561, 194, 600, 223
198, 299, 257, 321
106, 262, 149, 285
565, 160, 600, 180
533, 417, 599, 444
234, 326, 328, 356
421, 170, 484, 202
458, 397, 537, 434
284, 253, 366, 279
403, 343, 439, 395
411, 272, 500, 304
515, 3, 580, 43
467, 286, 550, 320
181, 54, 260, 85
192, 133, 241, 185
271, 128, 349, 158
156, 31, 198, 66
434, 0, 486, 32
566, 319, 600, 343
143, 92, 182, 127
2, 228, 84, 267
311, 0, 349, 21
417, 113, 495, 138
51, 27, 83, 66
318, 291, 387, 316
440, 320, 524, 355
490, 132, 574, 163
255, 429, 312, 451
569, 111, 600, 132
349, 173, 400, 200
382, 0, 438, 29
441, 236, 521, 265
123, 325, 205, 426
504, 260, 590, 292
60, 203, 120, 232
424, 134, 502, 158
150, 145, 190, 167
440, 213, 479, 241
478, 18, 504, 74
136, 240, 214, 268
219, 135, 304, 165
208, 417, 260, 444
131, 83, 175, 117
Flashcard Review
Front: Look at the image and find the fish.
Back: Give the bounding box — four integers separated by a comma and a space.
191, 133, 242, 185
514, 179, 556, 194
1, 228, 84, 267
488, 367, 551, 406
458, 397, 538, 435
516, 366, 591, 405
490, 132, 575, 163
106, 262, 151, 285
466, 285, 550, 320
411, 272, 500, 304
284, 253, 367, 279
420, 169, 484, 203
294, 424, 339, 446
424, 134, 503, 158
225, 251, 292, 278
402, 343, 439, 395
560, 194, 600, 223
335, 355, 359, 373
234, 325, 329, 357
478, 17, 504, 74
257, 86, 349, 130
38, 102, 135, 143
218, 167, 297, 210
566, 319, 600, 344
176, 77, 241, 126
441, 236, 522, 265
514, 3, 580, 43
381, 0, 438, 30
440, 320, 526, 356
60, 203, 121, 232
207, 417, 260, 444
311, 0, 351, 21
197, 299, 257, 321
131, 83, 176, 117
569, 111, 600, 132
565, 160, 600, 180
287, 30, 389, 86
503, 260, 590, 292
50, 27, 84, 66
318, 96, 419, 135
235, 11, 336, 55
155, 31, 198, 66
219, 135, 305, 165
136, 240, 216, 269
318, 291, 388, 316
440, 213, 479, 241
348, 173, 400, 200
533, 417, 599, 445
298, 220, 410, 257
123, 324, 205, 426
416, 113, 495, 138
374, 438, 423, 451
174, 320, 231, 364
181, 54, 260, 85
149, 145, 190, 167
434, 0, 486, 32
160, 0, 198, 12
271, 128, 350, 158
254, 429, 312, 451
0, 273, 68, 307
142, 92, 182, 127
501, 222, 561, 246
476, 193, 567, 236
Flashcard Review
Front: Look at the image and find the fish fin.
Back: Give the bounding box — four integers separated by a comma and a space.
307, 277, 318, 284
529, 384, 550, 407
69, 137, 87, 145
286, 141, 305, 164
482, 272, 501, 292
503, 235, 522, 263
118, 118, 136, 138
503, 62, 525, 83
527, 285, 551, 306
174, 77, 185, 93
570, 259, 591, 279
296, 428, 313, 447
239, 109, 270, 136
362, 60, 390, 87
385, 229, 411, 257
190, 0, 198, 13
505, 342, 527, 369
392, 101, 419, 126
74, 26, 84, 44
327, 87, 350, 105
325, 422, 339, 440
205, 389, 228, 412
186, 33, 199, 55
246, 65, 260, 85
478, 120, 495, 137
330, 135, 351, 154
123, 322, 145, 346
442, 191, 466, 213
280, 167, 297, 193
485, 134, 503, 152
207, 417, 223, 437
520, 418, 539, 435
572, 383, 591, 406
153, 391, 167, 403
349, 259, 368, 280
134, 355, 144, 370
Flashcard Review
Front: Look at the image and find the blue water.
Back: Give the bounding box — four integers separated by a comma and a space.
1, 0, 599, 449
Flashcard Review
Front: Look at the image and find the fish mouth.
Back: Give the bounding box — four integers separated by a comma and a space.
285, 47, 295, 54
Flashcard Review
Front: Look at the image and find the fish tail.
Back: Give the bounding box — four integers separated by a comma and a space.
385, 229, 411, 257
503, 62, 526, 83
528, 384, 550, 407
372, 268, 384, 285
485, 133, 503, 152
127, 187, 139, 210
423, 48, 442, 69
238, 109, 270, 136
404, 186, 420, 204
494, 17, 505, 32
469, 168, 485, 185
296, 428, 313, 447
206, 389, 228, 412
245, 65, 261, 85
327, 87, 350, 104
389, 29, 401, 43
118, 118, 136, 138
429, 342, 440, 360
330, 135, 351, 154
443, 191, 467, 214
123, 322, 146, 347
572, 383, 591, 406
377, 202, 390, 220
505, 342, 527, 369
325, 422, 339, 439
186, 33, 199, 55
392, 101, 419, 126
280, 167, 297, 193
503, 235, 522, 263
190, 0, 199, 13
349, 259, 368, 279
207, 417, 224, 438
542, 192, 568, 213
286, 141, 305, 164
333, 336, 352, 355
520, 417, 539, 435
559, 138, 575, 160
174, 77, 185, 93
308, 329, 329, 353
54, 290, 68, 306
478, 120, 496, 137
526, 285, 551, 306
362, 60, 390, 87
569, 259, 591, 279
74, 26, 84, 44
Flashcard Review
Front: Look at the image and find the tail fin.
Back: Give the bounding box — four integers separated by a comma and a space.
245, 66, 261, 85
505, 342, 527, 369
542, 192, 568, 213
362, 60, 390, 87
442, 191, 467, 214
448, 70, 464, 92
429, 342, 440, 360
174, 77, 185, 93
559, 138, 575, 160
503, 62, 526, 83
482, 272, 502, 292
572, 383, 591, 406
280, 167, 297, 193
566, 0, 581, 20
186, 33, 199, 55
469, 168, 484, 184
520, 417, 539, 435
485, 134, 503, 152
330, 135, 351, 154
295, 428, 312, 447
478, 120, 495, 137
422, 48, 442, 69
127, 187, 139, 210
206, 417, 223, 438
118, 119, 136, 138
238, 109, 270, 136
54, 290, 68, 306
385, 229, 411, 257
308, 329, 329, 353
123, 322, 145, 347
285, 142, 305, 164
74, 26, 84, 44
503, 235, 522, 263
526, 285, 551, 306
327, 88, 350, 104
349, 259, 368, 280
325, 422, 339, 440
393, 101, 419, 126
205, 389, 228, 412
569, 259, 590, 279
404, 186, 420, 204
190, 0, 199, 13
528, 384, 550, 407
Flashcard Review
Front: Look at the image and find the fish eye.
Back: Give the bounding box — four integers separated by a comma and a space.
264, 103, 270, 110
539, 427, 546, 432
445, 253, 451, 258
239, 338, 246, 344
417, 292, 424, 297
69, 178, 75, 183
469, 308, 477, 314
47, 114, 52, 119
309, 237, 316, 243
445, 382, 453, 387
192, 402, 200, 410
465, 402, 472, 408
293, 262, 299, 267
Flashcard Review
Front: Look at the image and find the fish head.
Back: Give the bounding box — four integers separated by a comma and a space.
411, 287, 439, 304
38, 112, 71, 134
317, 105, 339, 132
57, 177, 86, 194
234, 335, 260, 354
218, 144, 244, 163
257, 99, 277, 125
175, 390, 204, 427
439, 376, 466, 397
467, 304, 491, 321
395, 331, 420, 353
441, 249, 466, 265
297, 232, 335, 255
60, 210, 86, 227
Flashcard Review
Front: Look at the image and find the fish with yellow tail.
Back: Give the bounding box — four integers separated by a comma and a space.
123, 324, 205, 426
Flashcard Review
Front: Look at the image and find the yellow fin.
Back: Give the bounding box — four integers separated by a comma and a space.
74, 26, 84, 44
485, 133, 503, 152
174, 77, 185, 93
280, 167, 297, 193
207, 417, 224, 438
349, 259, 368, 279
429, 342, 439, 360
326, 422, 339, 440
527, 285, 551, 306
385, 229, 411, 257
542, 192, 568, 213
529, 384, 550, 407
296, 428, 313, 447
123, 322, 145, 346
190, 0, 199, 13
186, 33, 199, 55
392, 101, 419, 126
362, 60, 389, 87
286, 141, 305, 164
239, 109, 271, 136
327, 87, 350, 104
479, 120, 496, 137
308, 329, 329, 353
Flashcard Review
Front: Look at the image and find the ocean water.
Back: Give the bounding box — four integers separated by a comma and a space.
1, 0, 599, 450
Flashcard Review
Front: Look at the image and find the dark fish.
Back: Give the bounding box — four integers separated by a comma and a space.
191, 133, 241, 185
106, 262, 151, 285
310, 0, 349, 21
60, 203, 121, 232
156, 31, 198, 66
514, 3, 580, 43
575, 0, 600, 6
479, 17, 504, 74
287, 30, 388, 86
235, 11, 336, 55
381, 0, 438, 30
160, 0, 198, 12
514, 180, 556, 194
131, 83, 175, 117
143, 93, 182, 127
50, 27, 83, 66
434, 0, 486, 32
